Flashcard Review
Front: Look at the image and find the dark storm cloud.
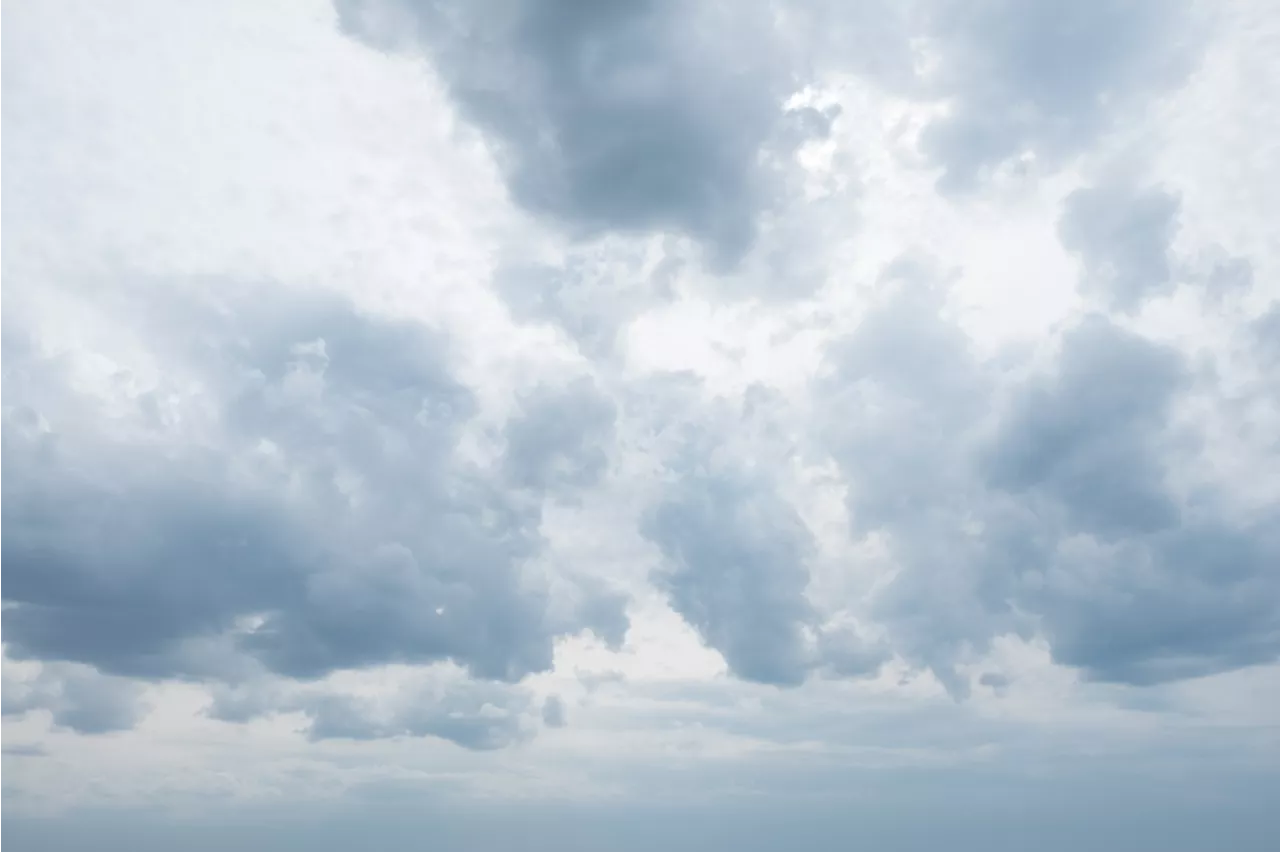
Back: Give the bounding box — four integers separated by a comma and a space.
818, 258, 1280, 694
1058, 182, 1182, 312
1, 281, 625, 736
337, 0, 801, 264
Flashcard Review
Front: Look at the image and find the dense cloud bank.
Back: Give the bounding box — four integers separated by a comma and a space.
3, 0, 1275, 758
337, 0, 1203, 251
2, 283, 623, 745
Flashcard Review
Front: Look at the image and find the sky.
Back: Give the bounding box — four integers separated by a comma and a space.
2, 1, 1279, 850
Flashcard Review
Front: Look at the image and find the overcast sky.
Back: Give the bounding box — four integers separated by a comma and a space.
3, 1, 1279, 850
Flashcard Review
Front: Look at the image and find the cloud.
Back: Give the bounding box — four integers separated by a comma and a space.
332, 0, 1205, 244
4, 1, 1278, 827
337, 0, 807, 264
627, 372, 895, 686
493, 243, 684, 356
541, 694, 567, 728
642, 464, 818, 686
818, 257, 1279, 694
982, 320, 1279, 683
47, 671, 146, 734
916, 0, 1202, 190
2, 665, 145, 735
818, 265, 1007, 696
982, 316, 1187, 538
300, 678, 531, 749
1059, 181, 1182, 312
1255, 303, 1280, 367
502, 377, 616, 493
978, 672, 1010, 691
1031, 521, 1280, 684
1, 278, 623, 727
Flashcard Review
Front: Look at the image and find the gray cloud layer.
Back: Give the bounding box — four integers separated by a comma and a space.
1059, 181, 1182, 312
335, 0, 1203, 262
300, 679, 531, 749
2, 665, 144, 735
818, 257, 1279, 694
2, 281, 622, 742
642, 465, 818, 686
917, 0, 1200, 189
338, 0, 802, 264
2, 1, 1272, 761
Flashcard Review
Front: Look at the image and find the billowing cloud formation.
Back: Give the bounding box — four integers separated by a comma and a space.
332, 1, 1203, 272
916, 0, 1200, 189
818, 267, 1006, 696
638, 396, 892, 686
502, 377, 616, 493
1059, 181, 1182, 311
1257, 304, 1280, 366
642, 465, 817, 686
984, 317, 1187, 538
541, 694, 567, 728
3, 1, 1277, 816
300, 678, 531, 749
494, 244, 683, 355
1, 280, 623, 741
985, 321, 1278, 683
337, 0, 801, 263
818, 258, 1280, 694
2, 664, 145, 735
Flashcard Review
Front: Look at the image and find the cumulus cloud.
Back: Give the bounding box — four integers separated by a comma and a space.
1, 279, 624, 736
502, 377, 617, 493
638, 404, 890, 687
2, 664, 145, 735
982, 316, 1188, 538
1255, 303, 1280, 366
300, 678, 532, 749
337, 0, 811, 264
4, 2, 1278, 830
335, 0, 1205, 239
818, 266, 1006, 696
818, 257, 1279, 694
541, 694, 567, 728
978, 672, 1010, 691
915, 0, 1202, 189
1059, 181, 1182, 312
493, 242, 684, 356
642, 464, 818, 686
